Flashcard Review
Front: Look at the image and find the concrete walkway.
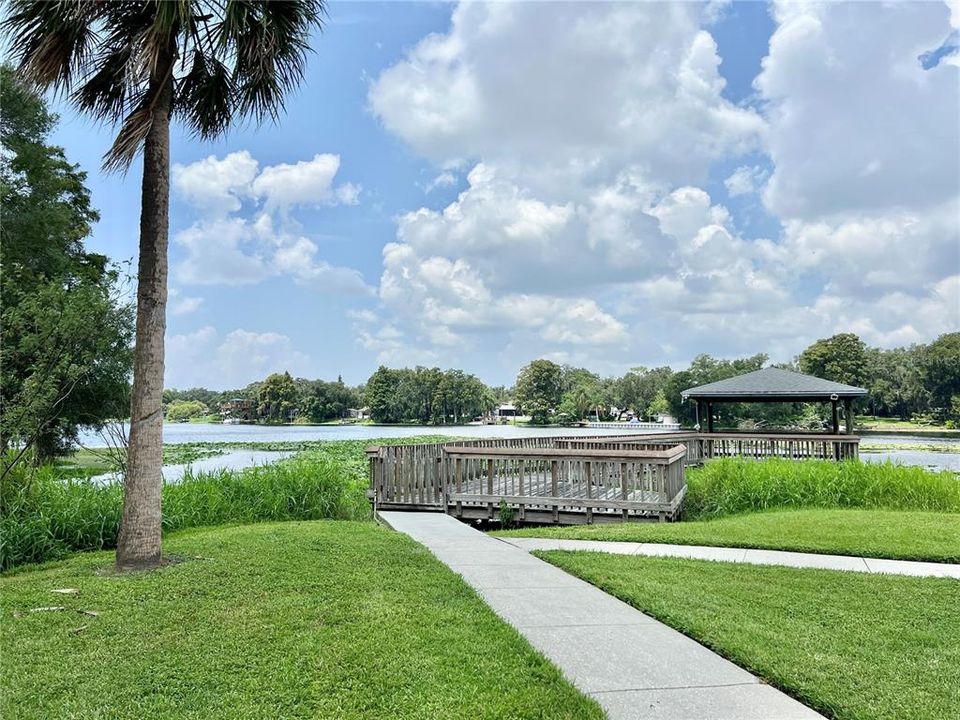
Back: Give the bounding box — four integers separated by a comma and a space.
502, 538, 960, 579
380, 511, 824, 720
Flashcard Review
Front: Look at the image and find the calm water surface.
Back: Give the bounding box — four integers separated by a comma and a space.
78, 423, 960, 474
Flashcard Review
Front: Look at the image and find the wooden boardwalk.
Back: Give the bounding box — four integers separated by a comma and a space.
367, 431, 860, 526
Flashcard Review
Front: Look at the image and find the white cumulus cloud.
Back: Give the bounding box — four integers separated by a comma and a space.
172, 151, 370, 294
166, 326, 312, 389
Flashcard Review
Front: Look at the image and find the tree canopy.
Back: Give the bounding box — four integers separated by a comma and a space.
515, 359, 564, 424
1, 66, 134, 463
799, 333, 868, 388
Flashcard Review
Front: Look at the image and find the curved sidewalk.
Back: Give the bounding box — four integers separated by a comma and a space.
501, 538, 960, 578
380, 511, 824, 720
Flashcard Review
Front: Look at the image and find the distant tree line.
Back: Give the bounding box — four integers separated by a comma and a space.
511, 332, 959, 428
162, 331, 960, 429
163, 372, 362, 425
364, 366, 493, 424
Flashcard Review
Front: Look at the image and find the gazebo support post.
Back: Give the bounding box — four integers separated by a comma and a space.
707, 402, 714, 433
831, 400, 839, 436
844, 398, 854, 435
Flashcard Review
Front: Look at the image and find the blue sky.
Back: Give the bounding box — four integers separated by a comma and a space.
47, 1, 959, 389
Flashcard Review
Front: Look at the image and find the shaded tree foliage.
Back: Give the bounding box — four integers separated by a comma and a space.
298, 377, 359, 423
515, 359, 563, 424
363, 366, 492, 424
257, 372, 297, 423
917, 332, 960, 417
799, 333, 868, 388
1, 66, 133, 465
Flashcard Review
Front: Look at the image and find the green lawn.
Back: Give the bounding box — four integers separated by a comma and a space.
539, 551, 960, 720
2, 521, 601, 720
496, 508, 960, 562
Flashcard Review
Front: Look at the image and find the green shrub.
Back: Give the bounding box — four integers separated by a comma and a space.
684, 458, 960, 520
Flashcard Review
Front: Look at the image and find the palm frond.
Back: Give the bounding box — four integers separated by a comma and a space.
174, 49, 234, 139
1, 0, 326, 171
102, 91, 156, 173
72, 44, 137, 122
221, 0, 324, 123
1, 0, 101, 93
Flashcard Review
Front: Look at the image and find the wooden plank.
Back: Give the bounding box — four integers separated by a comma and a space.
446, 493, 676, 512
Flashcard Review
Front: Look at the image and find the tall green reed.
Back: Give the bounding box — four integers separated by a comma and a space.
684, 458, 960, 520
1, 449, 370, 571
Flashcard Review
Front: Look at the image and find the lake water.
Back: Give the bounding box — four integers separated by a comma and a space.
77, 422, 665, 447
78, 423, 960, 474
91, 449, 295, 485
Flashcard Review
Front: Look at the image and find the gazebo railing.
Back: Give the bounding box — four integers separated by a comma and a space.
699, 433, 859, 461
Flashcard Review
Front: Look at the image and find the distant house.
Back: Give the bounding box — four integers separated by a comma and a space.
347, 407, 371, 420
495, 403, 518, 419
220, 398, 255, 422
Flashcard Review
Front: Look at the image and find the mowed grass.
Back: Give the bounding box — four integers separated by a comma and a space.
2, 522, 601, 720
496, 509, 960, 562
539, 551, 960, 720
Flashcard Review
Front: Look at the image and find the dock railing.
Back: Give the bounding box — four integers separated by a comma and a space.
441, 444, 687, 524
366, 430, 860, 523
557, 432, 859, 464
365, 435, 571, 511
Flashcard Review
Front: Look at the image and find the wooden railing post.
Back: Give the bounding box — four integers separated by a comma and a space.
551, 460, 559, 522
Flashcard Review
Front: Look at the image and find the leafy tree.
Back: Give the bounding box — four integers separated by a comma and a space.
799, 333, 868, 387
515, 359, 563, 424
365, 366, 402, 423
917, 332, 960, 413
0, 65, 133, 466
2, 0, 325, 569
614, 366, 673, 419
557, 366, 603, 420
864, 346, 927, 419
165, 400, 209, 422
362, 366, 492, 424
665, 353, 767, 425
298, 378, 359, 423
163, 387, 232, 409
645, 390, 670, 420
257, 372, 297, 423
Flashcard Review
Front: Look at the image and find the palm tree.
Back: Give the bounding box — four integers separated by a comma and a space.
2, 1, 326, 570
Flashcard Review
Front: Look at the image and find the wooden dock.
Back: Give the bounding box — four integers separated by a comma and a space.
367, 432, 859, 526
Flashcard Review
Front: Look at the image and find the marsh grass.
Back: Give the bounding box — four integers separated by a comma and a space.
683, 457, 960, 519
1, 437, 448, 571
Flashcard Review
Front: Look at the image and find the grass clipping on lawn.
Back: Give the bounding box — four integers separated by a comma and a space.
2, 521, 602, 720
539, 551, 960, 720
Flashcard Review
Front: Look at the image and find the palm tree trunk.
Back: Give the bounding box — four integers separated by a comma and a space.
116, 51, 173, 571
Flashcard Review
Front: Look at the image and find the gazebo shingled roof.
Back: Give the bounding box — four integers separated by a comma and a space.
681, 367, 866, 435
681, 367, 867, 402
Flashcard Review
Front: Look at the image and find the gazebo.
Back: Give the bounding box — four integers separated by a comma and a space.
680, 367, 867, 435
